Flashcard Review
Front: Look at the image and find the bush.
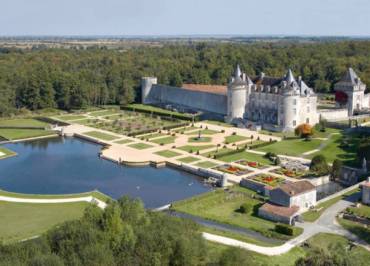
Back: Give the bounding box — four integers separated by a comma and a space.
295, 123, 314, 139
275, 223, 296, 236
239, 203, 252, 214
310, 154, 330, 175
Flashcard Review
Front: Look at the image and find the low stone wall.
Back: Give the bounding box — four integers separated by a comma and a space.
319, 109, 348, 121
315, 181, 364, 206
240, 179, 269, 196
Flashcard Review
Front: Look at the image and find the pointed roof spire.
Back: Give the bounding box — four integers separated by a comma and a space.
235, 64, 242, 80
341, 68, 359, 84
285, 69, 296, 84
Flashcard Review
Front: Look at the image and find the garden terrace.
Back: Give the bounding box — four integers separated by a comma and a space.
249, 174, 286, 188
224, 134, 248, 144
177, 156, 201, 163
123, 103, 197, 120
215, 150, 274, 165
270, 167, 306, 178
213, 164, 252, 176
235, 159, 268, 169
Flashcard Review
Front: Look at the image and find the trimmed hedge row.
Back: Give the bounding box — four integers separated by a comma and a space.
275, 223, 299, 236
249, 140, 277, 149
121, 105, 200, 121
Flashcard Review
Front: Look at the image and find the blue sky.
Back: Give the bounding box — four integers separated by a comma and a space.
1, 0, 370, 36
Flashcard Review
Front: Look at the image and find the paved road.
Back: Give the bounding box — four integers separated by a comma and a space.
204, 192, 370, 255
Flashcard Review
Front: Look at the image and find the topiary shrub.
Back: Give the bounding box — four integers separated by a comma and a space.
239, 203, 252, 214
310, 154, 330, 175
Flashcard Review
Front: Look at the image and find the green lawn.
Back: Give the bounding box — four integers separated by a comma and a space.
154, 150, 181, 158
338, 218, 370, 244
194, 161, 219, 168
0, 201, 89, 243
114, 139, 134, 144
256, 138, 322, 156
0, 189, 111, 202
306, 133, 358, 165
0, 118, 49, 128
201, 148, 233, 158
346, 204, 370, 219
128, 143, 154, 150
0, 129, 56, 140
177, 156, 201, 163
150, 136, 176, 144
0, 147, 17, 159
188, 136, 212, 143
55, 115, 87, 121
224, 135, 248, 143
203, 120, 234, 128
177, 145, 215, 153
217, 150, 273, 165
139, 132, 165, 139
186, 129, 219, 135
172, 187, 296, 239
84, 131, 119, 141
74, 119, 93, 125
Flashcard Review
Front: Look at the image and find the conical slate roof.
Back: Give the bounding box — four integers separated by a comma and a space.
235, 64, 242, 79
340, 68, 359, 84
285, 69, 296, 84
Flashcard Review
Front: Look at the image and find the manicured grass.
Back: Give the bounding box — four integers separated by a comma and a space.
84, 131, 119, 141
338, 218, 370, 244
172, 187, 294, 239
0, 147, 17, 159
74, 119, 93, 125
114, 139, 134, 144
217, 150, 273, 165
0, 129, 56, 140
201, 148, 233, 158
154, 150, 181, 158
0, 189, 111, 202
202, 120, 234, 127
256, 138, 322, 156
186, 129, 219, 135
128, 143, 154, 150
194, 161, 219, 168
188, 136, 212, 143
177, 145, 215, 152
0, 201, 89, 243
302, 189, 360, 222
346, 204, 370, 219
306, 133, 358, 164
0, 118, 49, 128
55, 115, 87, 121
224, 134, 248, 143
139, 132, 165, 139
177, 156, 201, 163
150, 136, 176, 144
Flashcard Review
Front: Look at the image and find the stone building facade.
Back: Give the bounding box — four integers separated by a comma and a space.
141, 66, 369, 132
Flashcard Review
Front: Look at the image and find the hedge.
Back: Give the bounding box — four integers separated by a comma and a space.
275, 223, 298, 236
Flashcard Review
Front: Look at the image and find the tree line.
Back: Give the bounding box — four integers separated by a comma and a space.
1, 41, 370, 116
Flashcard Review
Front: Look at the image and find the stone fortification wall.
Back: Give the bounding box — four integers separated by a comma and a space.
319, 109, 348, 121
146, 84, 227, 115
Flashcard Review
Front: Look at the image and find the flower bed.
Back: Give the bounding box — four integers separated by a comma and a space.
271, 167, 306, 178
235, 159, 267, 169
213, 164, 252, 176
250, 174, 285, 187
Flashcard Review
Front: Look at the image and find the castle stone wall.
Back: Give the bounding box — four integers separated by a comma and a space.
319, 109, 348, 121
145, 84, 227, 115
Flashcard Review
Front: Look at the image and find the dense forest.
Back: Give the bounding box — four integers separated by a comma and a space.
1, 41, 370, 116
0, 197, 365, 266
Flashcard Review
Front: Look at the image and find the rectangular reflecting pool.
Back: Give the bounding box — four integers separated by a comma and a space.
0, 137, 211, 208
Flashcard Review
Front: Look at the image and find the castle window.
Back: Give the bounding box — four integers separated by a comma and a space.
306, 118, 310, 124
293, 108, 297, 115
293, 99, 297, 105
293, 120, 296, 127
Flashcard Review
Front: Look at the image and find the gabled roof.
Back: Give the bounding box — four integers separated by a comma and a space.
260, 203, 299, 218
275, 180, 315, 197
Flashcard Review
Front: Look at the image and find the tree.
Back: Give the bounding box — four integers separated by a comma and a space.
310, 155, 330, 175
295, 124, 314, 140
218, 247, 256, 266
331, 159, 343, 180
357, 137, 370, 162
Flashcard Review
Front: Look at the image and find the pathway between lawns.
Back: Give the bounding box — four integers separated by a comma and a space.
167, 211, 283, 245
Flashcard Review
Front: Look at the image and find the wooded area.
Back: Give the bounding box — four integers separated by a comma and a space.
1, 41, 370, 116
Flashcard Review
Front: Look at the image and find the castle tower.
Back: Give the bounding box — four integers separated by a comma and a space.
280, 69, 300, 130
225, 65, 251, 123
141, 77, 157, 104
334, 68, 367, 116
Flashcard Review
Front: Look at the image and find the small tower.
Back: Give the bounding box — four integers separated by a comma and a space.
334, 68, 367, 116
141, 77, 158, 104
225, 65, 252, 123
281, 69, 300, 131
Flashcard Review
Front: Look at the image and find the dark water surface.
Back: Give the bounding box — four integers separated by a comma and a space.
0, 137, 211, 208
